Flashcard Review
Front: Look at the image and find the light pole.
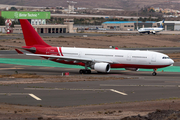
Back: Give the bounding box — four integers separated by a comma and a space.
67, 1, 77, 14
136, 5, 139, 30
67, 1, 77, 22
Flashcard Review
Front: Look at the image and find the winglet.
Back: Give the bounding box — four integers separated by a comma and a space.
15, 49, 24, 54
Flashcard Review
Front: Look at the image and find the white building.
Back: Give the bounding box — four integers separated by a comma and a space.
31, 19, 46, 25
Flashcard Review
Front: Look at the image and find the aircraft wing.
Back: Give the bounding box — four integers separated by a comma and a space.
26, 53, 117, 63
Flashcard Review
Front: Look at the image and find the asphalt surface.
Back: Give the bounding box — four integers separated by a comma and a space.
0, 51, 180, 107
0, 63, 180, 107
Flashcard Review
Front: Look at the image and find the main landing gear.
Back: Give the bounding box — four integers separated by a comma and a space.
152, 68, 157, 76
79, 69, 91, 74
79, 62, 91, 74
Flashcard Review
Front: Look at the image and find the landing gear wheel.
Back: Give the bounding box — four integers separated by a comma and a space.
84, 70, 88, 74
87, 70, 91, 74
152, 68, 157, 76
79, 70, 83, 74
79, 69, 91, 74
152, 72, 157, 76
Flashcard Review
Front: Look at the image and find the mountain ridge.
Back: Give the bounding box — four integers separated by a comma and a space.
0, 0, 180, 10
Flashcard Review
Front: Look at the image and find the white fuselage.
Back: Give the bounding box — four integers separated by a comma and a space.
138, 28, 163, 34
60, 47, 174, 68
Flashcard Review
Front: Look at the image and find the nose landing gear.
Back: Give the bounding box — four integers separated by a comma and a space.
152, 68, 157, 76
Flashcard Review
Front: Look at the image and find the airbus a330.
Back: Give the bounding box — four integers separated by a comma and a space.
15, 19, 174, 76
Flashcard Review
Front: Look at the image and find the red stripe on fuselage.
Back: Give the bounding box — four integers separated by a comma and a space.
110, 64, 170, 69
59, 47, 63, 56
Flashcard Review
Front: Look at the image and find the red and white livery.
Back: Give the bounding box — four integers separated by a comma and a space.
16, 19, 174, 76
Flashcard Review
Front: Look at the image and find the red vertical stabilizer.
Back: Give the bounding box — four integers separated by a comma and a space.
19, 19, 51, 47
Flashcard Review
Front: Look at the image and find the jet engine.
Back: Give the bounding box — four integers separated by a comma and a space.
125, 68, 139, 71
91, 63, 111, 73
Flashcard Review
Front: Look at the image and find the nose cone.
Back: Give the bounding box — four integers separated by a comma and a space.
169, 59, 174, 65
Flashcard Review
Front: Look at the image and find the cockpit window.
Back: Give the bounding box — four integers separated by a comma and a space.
162, 57, 170, 59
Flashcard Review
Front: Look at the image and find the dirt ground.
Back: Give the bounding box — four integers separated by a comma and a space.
1, 33, 180, 119
1, 99, 180, 120
1, 34, 180, 49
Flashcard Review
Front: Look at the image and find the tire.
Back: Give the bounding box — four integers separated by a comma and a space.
84, 70, 88, 74
79, 70, 83, 74
80, 69, 91, 74
87, 70, 91, 74
152, 72, 157, 76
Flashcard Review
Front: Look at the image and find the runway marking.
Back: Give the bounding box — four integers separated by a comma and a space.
0, 93, 42, 101
110, 89, 127, 95
25, 88, 128, 96
29, 94, 42, 101
100, 84, 179, 87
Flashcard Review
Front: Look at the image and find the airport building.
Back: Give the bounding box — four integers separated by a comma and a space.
0, 26, 6, 33
0, 11, 77, 33
13, 20, 77, 34
102, 21, 180, 31
157, 21, 180, 31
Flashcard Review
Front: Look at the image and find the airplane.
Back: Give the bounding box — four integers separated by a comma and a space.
138, 20, 164, 34
96, 27, 107, 31
15, 19, 174, 76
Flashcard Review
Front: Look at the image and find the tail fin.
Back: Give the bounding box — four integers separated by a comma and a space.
159, 19, 165, 28
20, 19, 51, 47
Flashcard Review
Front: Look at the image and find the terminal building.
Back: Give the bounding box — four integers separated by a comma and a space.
102, 21, 180, 31
13, 19, 77, 34
1, 20, 77, 34
0, 11, 77, 34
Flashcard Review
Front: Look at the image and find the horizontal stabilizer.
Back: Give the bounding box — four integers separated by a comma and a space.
15, 49, 24, 54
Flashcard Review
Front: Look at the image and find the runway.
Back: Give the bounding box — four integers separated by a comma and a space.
0, 50, 180, 107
